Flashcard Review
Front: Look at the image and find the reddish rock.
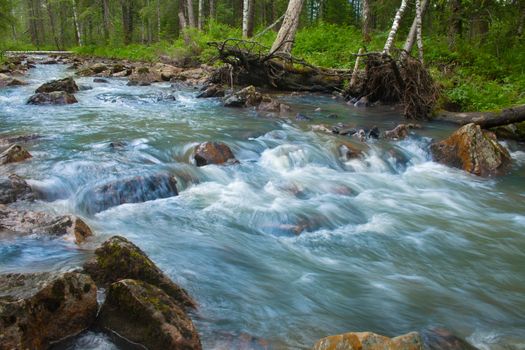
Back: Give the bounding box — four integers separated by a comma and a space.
430, 123, 511, 176
98, 279, 202, 350
0, 271, 97, 350
193, 142, 237, 166
312, 331, 423, 350
0, 144, 32, 165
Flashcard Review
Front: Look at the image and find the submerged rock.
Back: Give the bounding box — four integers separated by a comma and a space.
77, 173, 179, 215
93, 78, 109, 83
338, 141, 364, 160
0, 133, 41, 146
35, 77, 79, 94
0, 205, 93, 243
490, 121, 525, 142
312, 331, 423, 350
420, 328, 479, 350
223, 85, 262, 107
384, 123, 421, 140
0, 174, 35, 204
430, 123, 511, 176
0, 73, 27, 88
257, 97, 292, 114
0, 144, 32, 165
0, 271, 97, 350
98, 279, 201, 350
27, 91, 78, 105
193, 142, 237, 166
83, 235, 196, 308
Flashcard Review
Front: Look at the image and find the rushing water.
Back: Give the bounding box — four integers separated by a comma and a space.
1, 58, 525, 350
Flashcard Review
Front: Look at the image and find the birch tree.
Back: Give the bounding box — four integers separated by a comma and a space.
383, 0, 408, 55
270, 0, 305, 54
242, 0, 254, 38
403, 0, 429, 56
198, 0, 203, 30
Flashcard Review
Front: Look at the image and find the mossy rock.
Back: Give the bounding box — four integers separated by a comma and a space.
98, 279, 201, 350
83, 235, 196, 308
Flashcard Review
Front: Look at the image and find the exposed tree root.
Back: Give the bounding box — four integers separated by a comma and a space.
208, 39, 351, 92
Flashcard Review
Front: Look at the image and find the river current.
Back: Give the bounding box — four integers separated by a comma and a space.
1, 59, 524, 350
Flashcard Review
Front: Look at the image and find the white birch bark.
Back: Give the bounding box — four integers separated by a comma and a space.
72, 0, 82, 46
270, 0, 305, 54
383, 0, 408, 55
198, 0, 203, 30
242, 0, 249, 38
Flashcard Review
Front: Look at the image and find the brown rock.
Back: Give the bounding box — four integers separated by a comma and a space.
312, 331, 423, 350
0, 133, 40, 147
193, 142, 237, 166
257, 97, 292, 114
224, 85, 262, 107
90, 63, 108, 74
83, 235, 196, 308
197, 84, 225, 98
27, 91, 78, 105
98, 279, 202, 350
0, 271, 97, 350
127, 66, 161, 86
0, 205, 93, 244
0, 174, 35, 204
384, 124, 421, 140
35, 77, 79, 94
0, 144, 32, 165
430, 123, 511, 176
420, 328, 479, 350
338, 141, 364, 160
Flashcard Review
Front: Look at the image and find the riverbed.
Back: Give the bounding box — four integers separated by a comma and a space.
1, 59, 524, 350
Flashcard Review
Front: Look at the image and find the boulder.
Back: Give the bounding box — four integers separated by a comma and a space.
83, 235, 196, 308
490, 121, 525, 142
0, 134, 40, 147
197, 84, 225, 98
0, 271, 97, 350
152, 63, 183, 81
312, 331, 423, 350
127, 67, 160, 86
193, 142, 237, 166
98, 279, 201, 350
77, 173, 179, 215
0, 73, 27, 87
0, 174, 35, 204
90, 63, 108, 74
0, 144, 32, 165
35, 77, 79, 94
27, 91, 78, 105
223, 85, 262, 107
338, 141, 364, 160
430, 123, 511, 176
257, 97, 292, 114
0, 205, 93, 244
93, 78, 109, 83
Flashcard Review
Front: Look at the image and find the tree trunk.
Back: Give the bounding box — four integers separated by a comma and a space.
121, 0, 133, 45
198, 0, 203, 29
448, 0, 462, 50
102, 0, 111, 43
209, 0, 216, 20
247, 0, 255, 37
72, 0, 82, 46
403, 0, 429, 56
242, 0, 249, 37
157, 0, 161, 40
383, 0, 408, 54
186, 0, 196, 27
362, 0, 371, 43
45, 0, 61, 50
518, 3, 525, 36
414, 0, 424, 62
270, 0, 306, 54
434, 105, 525, 128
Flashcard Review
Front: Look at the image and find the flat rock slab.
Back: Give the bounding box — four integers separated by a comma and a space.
0, 271, 97, 350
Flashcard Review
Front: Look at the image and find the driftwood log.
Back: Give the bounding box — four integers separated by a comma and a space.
434, 104, 525, 128
208, 39, 351, 92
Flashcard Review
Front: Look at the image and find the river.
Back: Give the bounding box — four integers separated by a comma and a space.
1, 58, 524, 350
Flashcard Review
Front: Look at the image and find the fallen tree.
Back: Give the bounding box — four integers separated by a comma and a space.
433, 104, 525, 128
208, 39, 351, 92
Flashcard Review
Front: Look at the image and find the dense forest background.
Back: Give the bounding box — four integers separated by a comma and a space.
1, 0, 524, 111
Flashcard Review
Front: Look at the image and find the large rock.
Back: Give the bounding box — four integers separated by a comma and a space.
0, 174, 35, 204
430, 123, 511, 176
98, 279, 201, 350
0, 73, 27, 88
223, 85, 262, 107
152, 63, 183, 81
0, 271, 97, 350
0, 205, 93, 244
83, 235, 196, 308
490, 121, 525, 142
420, 328, 479, 350
197, 84, 225, 98
35, 77, 79, 94
127, 67, 161, 86
77, 173, 179, 215
27, 91, 78, 105
193, 142, 237, 166
0, 144, 32, 165
383, 124, 421, 140
312, 331, 423, 350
